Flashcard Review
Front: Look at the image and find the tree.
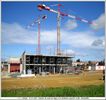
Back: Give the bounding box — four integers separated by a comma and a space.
88, 61, 92, 66
76, 59, 80, 62
99, 60, 105, 66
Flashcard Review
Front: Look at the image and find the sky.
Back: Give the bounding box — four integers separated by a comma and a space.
1, 1, 105, 61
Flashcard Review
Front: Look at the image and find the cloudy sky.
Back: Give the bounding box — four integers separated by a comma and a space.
1, 1, 105, 61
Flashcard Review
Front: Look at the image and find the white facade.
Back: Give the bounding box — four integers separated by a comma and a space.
88, 66, 91, 70
95, 65, 105, 70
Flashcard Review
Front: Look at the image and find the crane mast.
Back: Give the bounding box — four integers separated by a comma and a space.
27, 15, 47, 55
57, 12, 61, 55
38, 21, 40, 55
57, 4, 61, 55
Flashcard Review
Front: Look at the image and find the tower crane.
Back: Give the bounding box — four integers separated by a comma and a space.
37, 4, 96, 55
27, 15, 47, 55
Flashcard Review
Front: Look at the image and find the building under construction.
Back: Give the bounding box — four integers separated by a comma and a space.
2, 4, 96, 76
1, 52, 73, 75
21, 52, 73, 75
20, 4, 74, 75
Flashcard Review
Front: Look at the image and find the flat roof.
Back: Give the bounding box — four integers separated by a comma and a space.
24, 54, 74, 58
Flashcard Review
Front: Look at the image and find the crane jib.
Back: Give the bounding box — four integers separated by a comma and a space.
37, 4, 95, 25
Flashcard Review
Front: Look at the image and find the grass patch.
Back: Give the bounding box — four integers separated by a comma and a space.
2, 84, 105, 97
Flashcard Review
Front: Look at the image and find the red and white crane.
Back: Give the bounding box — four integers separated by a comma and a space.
37, 4, 95, 24
27, 15, 47, 55
37, 4, 96, 55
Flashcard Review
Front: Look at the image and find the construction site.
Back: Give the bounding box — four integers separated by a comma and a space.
1, 3, 105, 77
1, 2, 105, 97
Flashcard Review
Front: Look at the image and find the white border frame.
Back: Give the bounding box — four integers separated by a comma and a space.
0, 0, 105, 100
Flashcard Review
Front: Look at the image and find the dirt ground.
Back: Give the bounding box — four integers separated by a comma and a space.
1, 71, 104, 90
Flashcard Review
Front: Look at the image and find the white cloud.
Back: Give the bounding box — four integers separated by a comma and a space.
2, 22, 36, 44
63, 49, 75, 56
41, 30, 56, 44
1, 22, 57, 45
66, 49, 75, 54
90, 13, 105, 30
65, 19, 78, 30
61, 30, 98, 48
1, 22, 104, 50
62, 49, 89, 57
64, 49, 76, 56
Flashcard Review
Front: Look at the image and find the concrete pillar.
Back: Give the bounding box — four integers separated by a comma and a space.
23, 69, 26, 74
8, 64, 10, 73
60, 66, 62, 73
39, 67, 41, 74
23, 64, 26, 74
23, 53, 26, 74
54, 66, 55, 74
20, 64, 22, 73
